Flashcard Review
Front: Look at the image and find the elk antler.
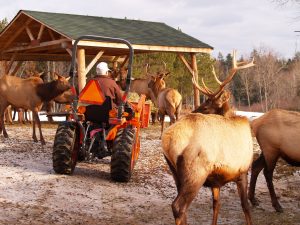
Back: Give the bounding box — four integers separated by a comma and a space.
192, 50, 254, 98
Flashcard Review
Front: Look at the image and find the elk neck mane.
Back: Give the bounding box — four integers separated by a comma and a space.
36, 80, 67, 102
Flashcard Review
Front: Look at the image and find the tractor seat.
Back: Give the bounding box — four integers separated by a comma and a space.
84, 96, 112, 125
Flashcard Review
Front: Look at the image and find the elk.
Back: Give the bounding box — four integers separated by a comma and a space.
161, 50, 255, 225
148, 75, 182, 137
0, 73, 71, 145
248, 109, 300, 212
116, 63, 169, 124
117, 63, 169, 106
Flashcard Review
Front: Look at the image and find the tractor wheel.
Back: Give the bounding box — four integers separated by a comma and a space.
53, 121, 80, 175
111, 126, 137, 182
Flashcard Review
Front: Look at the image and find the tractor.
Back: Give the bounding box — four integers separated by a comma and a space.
52, 36, 150, 182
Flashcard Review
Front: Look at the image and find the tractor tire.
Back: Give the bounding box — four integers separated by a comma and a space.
111, 127, 136, 182
53, 121, 79, 175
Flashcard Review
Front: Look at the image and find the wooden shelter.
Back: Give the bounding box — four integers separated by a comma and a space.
0, 10, 213, 107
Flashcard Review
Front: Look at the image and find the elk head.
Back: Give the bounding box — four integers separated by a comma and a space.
147, 61, 170, 97
192, 50, 254, 116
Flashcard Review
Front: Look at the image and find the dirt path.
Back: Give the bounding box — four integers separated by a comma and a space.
0, 123, 299, 225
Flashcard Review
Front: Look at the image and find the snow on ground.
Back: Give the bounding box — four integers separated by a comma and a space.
0, 122, 298, 225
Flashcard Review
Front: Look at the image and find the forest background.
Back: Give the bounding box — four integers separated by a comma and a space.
1, 17, 300, 113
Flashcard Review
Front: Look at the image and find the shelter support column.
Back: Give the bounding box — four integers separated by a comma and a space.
77, 48, 86, 92
178, 53, 200, 109
191, 53, 200, 108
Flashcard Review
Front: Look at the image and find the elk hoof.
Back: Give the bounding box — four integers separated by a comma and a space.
249, 197, 259, 207
274, 203, 283, 213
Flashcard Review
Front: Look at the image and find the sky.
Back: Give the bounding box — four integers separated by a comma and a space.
0, 0, 299, 59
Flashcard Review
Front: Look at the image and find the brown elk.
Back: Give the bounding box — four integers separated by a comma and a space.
116, 63, 169, 124
117, 64, 169, 106
161, 50, 255, 225
248, 109, 300, 212
148, 74, 182, 137
0, 73, 71, 145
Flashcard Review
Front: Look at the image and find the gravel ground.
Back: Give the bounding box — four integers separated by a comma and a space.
0, 123, 299, 225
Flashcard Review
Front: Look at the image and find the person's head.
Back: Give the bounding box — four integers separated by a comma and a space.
96, 62, 110, 76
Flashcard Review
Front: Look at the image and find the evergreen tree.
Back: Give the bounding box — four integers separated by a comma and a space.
0, 18, 8, 31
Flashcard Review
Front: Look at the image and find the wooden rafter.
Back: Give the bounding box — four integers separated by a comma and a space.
2, 18, 32, 49
11, 61, 23, 75
25, 26, 34, 41
5, 53, 17, 74
65, 48, 72, 56
120, 55, 129, 68
37, 24, 45, 40
85, 50, 104, 75
48, 29, 56, 40
3, 38, 70, 53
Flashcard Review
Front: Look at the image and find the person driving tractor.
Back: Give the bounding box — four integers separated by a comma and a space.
94, 62, 123, 109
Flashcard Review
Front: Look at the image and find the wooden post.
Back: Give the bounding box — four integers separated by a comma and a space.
191, 53, 200, 108
11, 61, 22, 76
77, 48, 86, 92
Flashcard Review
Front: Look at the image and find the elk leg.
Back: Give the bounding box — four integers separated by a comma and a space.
151, 110, 158, 125
32, 111, 45, 145
172, 156, 207, 225
18, 110, 24, 124
166, 105, 176, 125
211, 187, 221, 225
263, 151, 282, 212
172, 176, 204, 225
0, 103, 9, 138
248, 153, 265, 206
237, 172, 252, 225
12, 108, 17, 121
164, 155, 180, 192
32, 112, 38, 143
160, 114, 165, 139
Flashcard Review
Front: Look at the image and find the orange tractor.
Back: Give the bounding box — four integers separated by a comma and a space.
52, 36, 150, 182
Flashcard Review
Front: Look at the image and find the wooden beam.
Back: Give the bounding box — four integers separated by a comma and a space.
85, 50, 104, 75
5, 53, 17, 74
77, 48, 86, 92
76, 40, 213, 54
178, 53, 193, 75
191, 53, 200, 108
0, 52, 118, 62
11, 61, 22, 75
3, 38, 70, 53
120, 55, 129, 68
2, 18, 32, 49
66, 48, 72, 57
48, 29, 56, 41
37, 24, 45, 40
25, 26, 35, 41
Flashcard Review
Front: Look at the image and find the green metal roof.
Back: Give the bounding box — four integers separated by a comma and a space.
22, 10, 213, 50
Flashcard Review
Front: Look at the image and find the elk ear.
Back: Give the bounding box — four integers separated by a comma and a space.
151, 75, 156, 81
65, 76, 71, 81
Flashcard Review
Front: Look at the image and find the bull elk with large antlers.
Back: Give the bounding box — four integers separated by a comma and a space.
161, 50, 255, 225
